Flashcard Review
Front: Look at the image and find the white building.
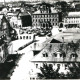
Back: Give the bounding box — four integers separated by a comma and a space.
64, 12, 80, 28
30, 43, 79, 79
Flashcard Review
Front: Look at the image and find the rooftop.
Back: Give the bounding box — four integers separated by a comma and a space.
33, 7, 58, 14
31, 43, 80, 62
44, 28, 80, 43
68, 12, 80, 17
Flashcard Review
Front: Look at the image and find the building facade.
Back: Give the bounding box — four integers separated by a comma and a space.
64, 12, 80, 28
32, 4, 59, 29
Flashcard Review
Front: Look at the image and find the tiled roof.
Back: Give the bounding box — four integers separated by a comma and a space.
31, 43, 80, 62
68, 12, 80, 17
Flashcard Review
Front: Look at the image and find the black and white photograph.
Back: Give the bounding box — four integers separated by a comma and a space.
0, 0, 80, 80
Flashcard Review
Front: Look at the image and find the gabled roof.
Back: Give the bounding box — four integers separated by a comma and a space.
31, 43, 80, 62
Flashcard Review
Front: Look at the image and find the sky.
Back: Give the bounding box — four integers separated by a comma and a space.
0, 0, 76, 2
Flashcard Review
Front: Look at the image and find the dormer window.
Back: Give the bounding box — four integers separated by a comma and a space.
60, 54, 62, 57
54, 51, 66, 58
70, 52, 78, 58
54, 53, 57, 57
43, 52, 48, 57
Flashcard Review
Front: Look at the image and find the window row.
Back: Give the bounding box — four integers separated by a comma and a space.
35, 63, 68, 69
32, 14, 58, 18
32, 18, 58, 22
20, 36, 31, 39
65, 20, 80, 23
33, 23, 58, 26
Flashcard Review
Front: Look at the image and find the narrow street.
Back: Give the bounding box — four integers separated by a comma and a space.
10, 44, 34, 80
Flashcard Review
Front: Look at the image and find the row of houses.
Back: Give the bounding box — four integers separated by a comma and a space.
1, 2, 80, 29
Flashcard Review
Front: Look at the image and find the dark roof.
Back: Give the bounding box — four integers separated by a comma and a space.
50, 39, 62, 43
31, 43, 80, 62
36, 2, 52, 6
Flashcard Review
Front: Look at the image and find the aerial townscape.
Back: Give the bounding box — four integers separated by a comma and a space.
1, 0, 80, 80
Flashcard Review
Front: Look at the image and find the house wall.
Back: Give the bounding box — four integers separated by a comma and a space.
64, 17, 80, 28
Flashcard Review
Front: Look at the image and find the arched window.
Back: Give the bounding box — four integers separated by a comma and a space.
70, 52, 78, 58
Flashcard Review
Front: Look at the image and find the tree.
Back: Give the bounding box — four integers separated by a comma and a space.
55, 1, 68, 12
67, 41, 79, 52
37, 63, 80, 79
37, 64, 60, 79
68, 63, 80, 79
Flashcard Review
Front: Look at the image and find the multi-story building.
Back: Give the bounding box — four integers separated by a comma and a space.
64, 12, 80, 28
32, 3, 59, 29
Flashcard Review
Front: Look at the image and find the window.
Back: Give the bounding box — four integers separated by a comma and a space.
36, 64, 38, 68
23, 36, 25, 39
0, 48, 1, 52
57, 64, 60, 68
29, 36, 31, 39
60, 54, 62, 57
53, 23, 54, 25
20, 36, 22, 39
54, 53, 57, 57
26, 36, 28, 39
72, 54, 75, 57
43, 53, 48, 57
56, 23, 58, 26
56, 19, 57, 21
